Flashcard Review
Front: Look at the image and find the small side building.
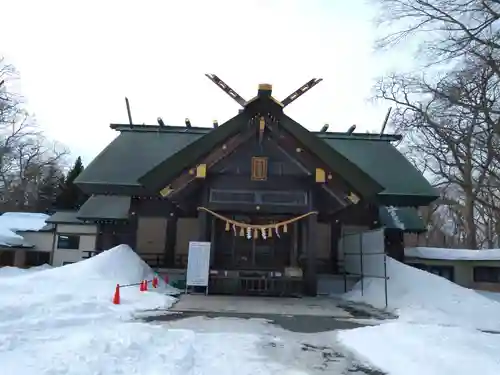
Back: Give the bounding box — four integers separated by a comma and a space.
0, 212, 54, 268
405, 247, 500, 292
45, 211, 98, 266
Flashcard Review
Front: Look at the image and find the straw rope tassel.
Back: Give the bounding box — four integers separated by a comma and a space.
197, 207, 318, 229
283, 224, 288, 233
225, 221, 230, 231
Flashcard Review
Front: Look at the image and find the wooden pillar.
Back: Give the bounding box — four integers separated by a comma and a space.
385, 229, 404, 261
303, 191, 318, 296
95, 223, 104, 251
165, 215, 177, 267
330, 221, 341, 273
198, 210, 208, 241
198, 187, 209, 241
126, 214, 138, 249
304, 213, 318, 296
98, 224, 115, 251
291, 221, 299, 266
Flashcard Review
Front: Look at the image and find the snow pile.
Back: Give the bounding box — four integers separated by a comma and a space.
339, 258, 500, 374
338, 322, 500, 375
0, 212, 50, 247
405, 246, 500, 260
343, 257, 500, 331
0, 244, 177, 334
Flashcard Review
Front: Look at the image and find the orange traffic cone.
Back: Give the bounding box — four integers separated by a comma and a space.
144, 280, 148, 291
113, 284, 120, 305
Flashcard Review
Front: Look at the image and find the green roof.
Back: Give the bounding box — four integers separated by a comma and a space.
75, 125, 437, 206
379, 206, 427, 233
75, 127, 206, 194
76, 195, 131, 220
47, 211, 86, 225
319, 136, 438, 206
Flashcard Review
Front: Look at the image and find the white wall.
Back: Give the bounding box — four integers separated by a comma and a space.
57, 224, 97, 234
20, 231, 54, 252
51, 224, 98, 266
338, 228, 386, 279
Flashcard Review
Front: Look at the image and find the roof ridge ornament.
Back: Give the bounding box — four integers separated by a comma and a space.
205, 74, 247, 107
280, 78, 323, 107
205, 74, 323, 109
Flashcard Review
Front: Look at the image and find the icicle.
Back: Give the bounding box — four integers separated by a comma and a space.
275, 225, 281, 238
261, 228, 267, 239
225, 221, 230, 231
239, 227, 245, 237
232, 224, 237, 235
283, 223, 288, 233
246, 227, 252, 239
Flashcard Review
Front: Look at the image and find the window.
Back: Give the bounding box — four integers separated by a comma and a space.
260, 191, 307, 206
210, 190, 256, 204
473, 266, 500, 283
209, 189, 308, 206
251, 157, 268, 181
57, 235, 80, 250
409, 263, 455, 282
25, 251, 50, 267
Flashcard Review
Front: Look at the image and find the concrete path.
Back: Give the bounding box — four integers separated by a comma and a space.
143, 310, 365, 332
169, 294, 353, 318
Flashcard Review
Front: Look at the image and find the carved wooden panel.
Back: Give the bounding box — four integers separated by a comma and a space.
251, 157, 268, 181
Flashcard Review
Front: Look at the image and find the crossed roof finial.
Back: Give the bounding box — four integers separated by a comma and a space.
205, 74, 322, 108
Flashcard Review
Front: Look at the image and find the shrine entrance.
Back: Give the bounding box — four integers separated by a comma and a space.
212, 214, 296, 270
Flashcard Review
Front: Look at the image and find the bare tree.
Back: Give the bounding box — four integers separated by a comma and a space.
374, 62, 499, 248
375, 0, 500, 132
0, 57, 69, 211
371, 0, 500, 248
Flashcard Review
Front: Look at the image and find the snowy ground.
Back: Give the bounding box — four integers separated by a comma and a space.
2, 244, 500, 374
476, 290, 500, 303
0, 245, 378, 375
338, 257, 500, 375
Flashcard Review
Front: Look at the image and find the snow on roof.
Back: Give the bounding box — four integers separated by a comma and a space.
386, 206, 405, 230
405, 247, 500, 261
0, 226, 26, 247
0, 212, 51, 248
0, 212, 51, 232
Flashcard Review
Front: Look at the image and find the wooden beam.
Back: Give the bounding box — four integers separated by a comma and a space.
161, 128, 255, 199
273, 136, 348, 208
271, 132, 355, 207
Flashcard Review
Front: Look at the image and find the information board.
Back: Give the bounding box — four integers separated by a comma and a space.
186, 241, 211, 288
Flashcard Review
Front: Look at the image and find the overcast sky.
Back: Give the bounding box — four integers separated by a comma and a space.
1, 0, 414, 165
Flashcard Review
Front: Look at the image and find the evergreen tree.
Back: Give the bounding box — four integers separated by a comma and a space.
37, 162, 64, 212
55, 156, 88, 210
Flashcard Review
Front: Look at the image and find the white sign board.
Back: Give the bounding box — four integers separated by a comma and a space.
186, 241, 211, 288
